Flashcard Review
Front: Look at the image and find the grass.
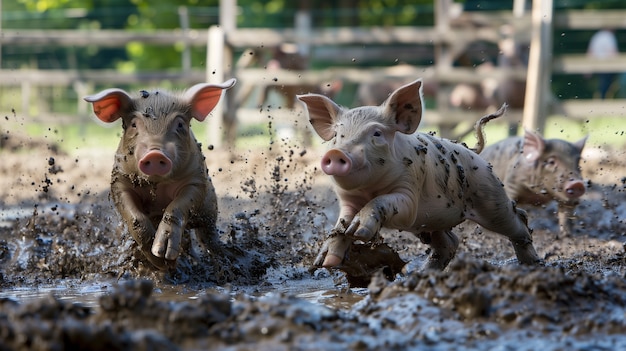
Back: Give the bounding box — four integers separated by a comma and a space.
3, 113, 624, 156
457, 115, 626, 149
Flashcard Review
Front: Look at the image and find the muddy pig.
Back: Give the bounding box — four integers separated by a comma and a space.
297, 79, 540, 271
481, 130, 587, 235
84, 79, 236, 270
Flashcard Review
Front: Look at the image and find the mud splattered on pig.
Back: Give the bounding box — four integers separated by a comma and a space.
84, 79, 236, 270
298, 78, 540, 279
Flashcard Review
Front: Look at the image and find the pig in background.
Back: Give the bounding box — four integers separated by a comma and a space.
449, 38, 528, 117
231, 43, 342, 146
353, 64, 438, 106
481, 130, 587, 236
84, 79, 236, 270
256, 43, 342, 110
298, 78, 540, 273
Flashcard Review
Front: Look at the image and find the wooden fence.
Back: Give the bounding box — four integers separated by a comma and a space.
1, 0, 626, 146
207, 0, 626, 145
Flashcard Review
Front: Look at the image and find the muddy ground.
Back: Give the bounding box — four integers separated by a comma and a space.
0, 122, 625, 350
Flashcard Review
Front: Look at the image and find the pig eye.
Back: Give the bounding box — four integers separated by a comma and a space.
544, 157, 557, 167
373, 130, 382, 137
173, 116, 188, 134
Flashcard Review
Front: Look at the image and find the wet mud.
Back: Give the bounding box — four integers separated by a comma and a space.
0, 128, 625, 350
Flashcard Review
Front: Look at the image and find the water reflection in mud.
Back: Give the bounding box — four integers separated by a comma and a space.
0, 277, 364, 311
0, 282, 111, 308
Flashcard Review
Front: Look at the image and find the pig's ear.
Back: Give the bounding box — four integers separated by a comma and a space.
522, 129, 545, 163
297, 94, 343, 141
574, 135, 588, 151
84, 88, 133, 123
383, 79, 423, 134
185, 78, 237, 121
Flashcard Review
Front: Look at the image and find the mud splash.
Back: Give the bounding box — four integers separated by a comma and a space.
0, 128, 625, 350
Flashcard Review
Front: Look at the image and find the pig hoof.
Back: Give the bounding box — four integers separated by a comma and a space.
151, 245, 166, 258
313, 253, 327, 268
164, 248, 180, 261
143, 252, 168, 270
322, 254, 343, 267
354, 227, 374, 241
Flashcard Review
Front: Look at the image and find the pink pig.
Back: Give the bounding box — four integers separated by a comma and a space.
481, 130, 587, 235
298, 79, 540, 270
85, 79, 235, 270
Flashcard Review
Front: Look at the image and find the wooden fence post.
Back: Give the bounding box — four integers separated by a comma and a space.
522, 0, 553, 133
219, 0, 236, 33
295, 10, 312, 57
434, 0, 456, 137
207, 25, 226, 148
205, 0, 237, 148
0, 0, 3, 68
178, 6, 191, 73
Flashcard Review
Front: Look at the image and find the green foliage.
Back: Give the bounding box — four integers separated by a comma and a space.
458, 115, 625, 150
5, 0, 624, 73
118, 1, 219, 71
3, 0, 626, 132
234, 0, 434, 27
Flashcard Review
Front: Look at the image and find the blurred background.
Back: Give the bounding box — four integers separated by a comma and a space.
1, 0, 625, 151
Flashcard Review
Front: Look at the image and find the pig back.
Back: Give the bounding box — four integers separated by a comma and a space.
480, 136, 523, 180
481, 133, 586, 207
398, 133, 503, 232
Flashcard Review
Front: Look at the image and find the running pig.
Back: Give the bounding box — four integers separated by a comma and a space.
297, 79, 540, 271
85, 79, 236, 270
481, 130, 587, 235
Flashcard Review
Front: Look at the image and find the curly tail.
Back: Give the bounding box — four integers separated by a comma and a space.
472, 103, 508, 154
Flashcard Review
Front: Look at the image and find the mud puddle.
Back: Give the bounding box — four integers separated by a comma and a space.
0, 282, 109, 307
1, 131, 626, 350
0, 275, 365, 311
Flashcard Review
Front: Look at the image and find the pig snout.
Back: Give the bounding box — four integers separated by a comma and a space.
139, 150, 173, 176
321, 149, 352, 176
564, 179, 585, 199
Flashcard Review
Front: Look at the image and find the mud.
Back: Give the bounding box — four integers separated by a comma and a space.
0, 123, 625, 350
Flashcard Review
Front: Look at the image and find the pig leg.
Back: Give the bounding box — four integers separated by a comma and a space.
506, 209, 541, 265
345, 194, 416, 242
471, 202, 540, 265
152, 184, 207, 260
313, 234, 353, 268
313, 207, 359, 267
417, 230, 460, 270
465, 167, 540, 265
316, 194, 415, 268
557, 203, 577, 236
191, 189, 220, 256
110, 179, 168, 269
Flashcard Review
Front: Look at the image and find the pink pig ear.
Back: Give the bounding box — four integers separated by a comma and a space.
522, 129, 545, 163
297, 94, 343, 141
84, 88, 133, 123
574, 134, 588, 152
383, 79, 423, 134
185, 78, 236, 121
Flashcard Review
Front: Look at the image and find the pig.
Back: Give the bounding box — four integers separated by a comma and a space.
84, 79, 236, 270
297, 79, 540, 271
256, 44, 342, 110
481, 131, 587, 235
449, 82, 494, 111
